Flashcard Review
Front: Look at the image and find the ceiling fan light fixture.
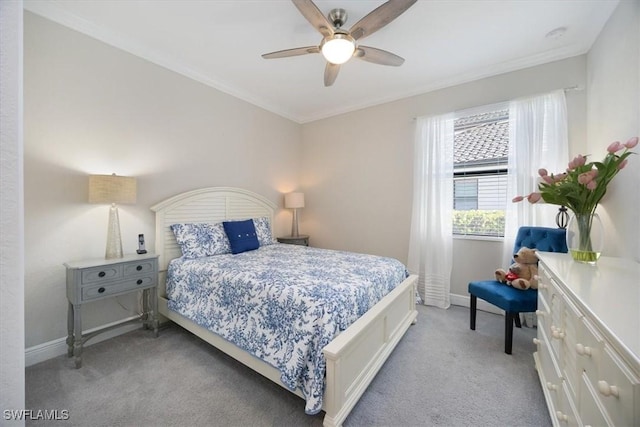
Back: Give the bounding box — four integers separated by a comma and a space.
321, 33, 355, 65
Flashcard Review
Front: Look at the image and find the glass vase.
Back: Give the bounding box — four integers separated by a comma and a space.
566, 212, 603, 264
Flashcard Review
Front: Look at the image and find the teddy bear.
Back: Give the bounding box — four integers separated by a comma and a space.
495, 247, 539, 290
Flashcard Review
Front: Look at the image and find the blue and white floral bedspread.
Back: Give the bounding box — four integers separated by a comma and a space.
166, 243, 408, 414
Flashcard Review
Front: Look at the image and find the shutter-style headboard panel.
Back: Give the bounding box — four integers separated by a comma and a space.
151, 187, 277, 277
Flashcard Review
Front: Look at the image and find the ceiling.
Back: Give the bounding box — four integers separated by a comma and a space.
24, 0, 618, 123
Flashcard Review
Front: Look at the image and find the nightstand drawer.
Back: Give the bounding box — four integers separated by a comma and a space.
81, 265, 123, 284
123, 259, 156, 276
82, 276, 155, 301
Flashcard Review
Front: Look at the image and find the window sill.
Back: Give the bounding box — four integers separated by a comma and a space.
453, 234, 503, 242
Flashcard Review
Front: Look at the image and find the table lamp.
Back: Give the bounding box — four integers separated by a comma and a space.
89, 173, 137, 259
284, 192, 304, 237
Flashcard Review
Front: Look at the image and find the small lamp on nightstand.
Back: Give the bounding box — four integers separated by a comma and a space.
89, 173, 137, 259
284, 192, 304, 237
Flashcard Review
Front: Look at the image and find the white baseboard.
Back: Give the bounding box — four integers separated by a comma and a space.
25, 316, 141, 367
450, 292, 504, 315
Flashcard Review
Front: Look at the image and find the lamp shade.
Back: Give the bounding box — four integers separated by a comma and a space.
89, 174, 137, 204
284, 192, 305, 209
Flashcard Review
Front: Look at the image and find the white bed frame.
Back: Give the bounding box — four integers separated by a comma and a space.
151, 187, 418, 427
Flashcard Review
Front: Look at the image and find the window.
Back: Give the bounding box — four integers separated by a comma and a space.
453, 108, 508, 237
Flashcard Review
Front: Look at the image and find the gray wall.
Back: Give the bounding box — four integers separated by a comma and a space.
586, 0, 640, 261
300, 56, 588, 300
24, 12, 302, 348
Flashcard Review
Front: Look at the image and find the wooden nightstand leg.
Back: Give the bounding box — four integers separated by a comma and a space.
150, 287, 159, 338
66, 301, 74, 357
73, 303, 82, 368
141, 289, 149, 329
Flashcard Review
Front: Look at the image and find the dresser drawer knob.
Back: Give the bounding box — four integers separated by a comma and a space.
136, 279, 143, 285
546, 382, 558, 391
136, 265, 142, 271
535, 310, 545, 317
597, 380, 619, 397
98, 287, 105, 293
533, 338, 540, 346
551, 326, 565, 340
538, 283, 548, 289
98, 271, 106, 278
575, 343, 592, 356
555, 411, 568, 422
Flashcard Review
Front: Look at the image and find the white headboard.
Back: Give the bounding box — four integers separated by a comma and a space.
150, 187, 277, 276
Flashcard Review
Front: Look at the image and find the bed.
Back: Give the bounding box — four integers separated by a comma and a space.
151, 187, 418, 427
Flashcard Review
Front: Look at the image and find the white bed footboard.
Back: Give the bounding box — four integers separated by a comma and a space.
322, 273, 418, 427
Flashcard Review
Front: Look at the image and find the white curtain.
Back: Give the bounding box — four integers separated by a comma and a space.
503, 90, 569, 264
408, 113, 455, 309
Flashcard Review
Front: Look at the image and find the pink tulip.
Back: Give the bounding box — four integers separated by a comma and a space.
568, 154, 586, 170
512, 196, 524, 202
527, 192, 542, 203
618, 159, 628, 170
542, 175, 554, 184
553, 173, 567, 182
607, 141, 623, 153
538, 168, 548, 177
624, 137, 639, 149
578, 172, 592, 185
586, 180, 597, 190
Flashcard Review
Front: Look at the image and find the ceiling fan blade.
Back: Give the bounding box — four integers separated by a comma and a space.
262, 46, 320, 59
349, 0, 417, 40
292, 0, 334, 38
355, 46, 405, 66
324, 62, 340, 87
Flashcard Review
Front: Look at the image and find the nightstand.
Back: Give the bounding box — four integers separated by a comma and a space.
64, 253, 159, 368
277, 235, 310, 246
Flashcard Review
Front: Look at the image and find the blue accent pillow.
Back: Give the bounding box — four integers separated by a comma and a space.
223, 219, 260, 254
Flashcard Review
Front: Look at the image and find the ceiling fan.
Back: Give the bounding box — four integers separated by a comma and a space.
262, 0, 417, 87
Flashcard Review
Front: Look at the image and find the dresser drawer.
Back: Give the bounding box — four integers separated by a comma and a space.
560, 294, 582, 401
80, 264, 123, 284
579, 373, 611, 427
555, 381, 581, 427
595, 345, 640, 427
82, 275, 155, 301
537, 328, 563, 410
575, 316, 604, 386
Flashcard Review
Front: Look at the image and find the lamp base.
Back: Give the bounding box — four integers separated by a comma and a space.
105, 204, 124, 259
291, 208, 300, 238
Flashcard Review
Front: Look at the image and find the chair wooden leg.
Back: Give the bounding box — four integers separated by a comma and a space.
505, 312, 514, 354
470, 295, 477, 330
514, 313, 522, 328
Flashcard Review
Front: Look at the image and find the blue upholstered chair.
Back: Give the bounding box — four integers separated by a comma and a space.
468, 226, 567, 354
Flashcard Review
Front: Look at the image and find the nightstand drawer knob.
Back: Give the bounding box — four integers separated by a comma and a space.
136, 265, 142, 271
137, 279, 143, 285
98, 287, 105, 293
98, 271, 106, 278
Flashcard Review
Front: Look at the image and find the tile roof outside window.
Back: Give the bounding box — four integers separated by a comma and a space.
454, 109, 508, 165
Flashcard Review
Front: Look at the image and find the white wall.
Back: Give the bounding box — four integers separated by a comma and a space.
586, 0, 640, 261
300, 56, 588, 299
23, 12, 302, 349
1, 0, 25, 422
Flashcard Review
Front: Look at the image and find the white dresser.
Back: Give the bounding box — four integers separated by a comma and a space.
534, 252, 640, 426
